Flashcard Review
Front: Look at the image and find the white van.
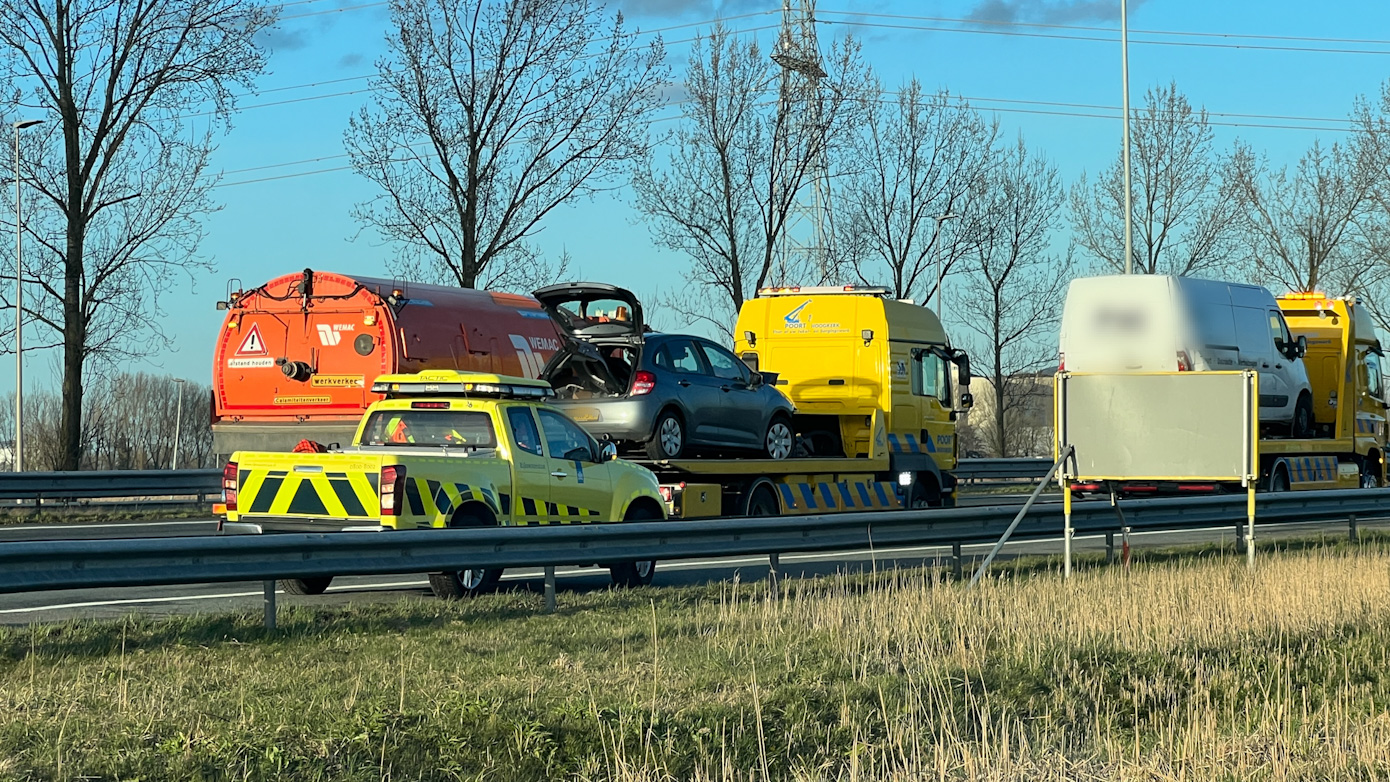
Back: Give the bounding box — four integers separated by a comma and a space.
1059, 275, 1313, 436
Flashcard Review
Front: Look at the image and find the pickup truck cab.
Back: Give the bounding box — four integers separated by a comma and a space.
220, 371, 667, 597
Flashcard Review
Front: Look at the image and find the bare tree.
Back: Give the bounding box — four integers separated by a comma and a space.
631, 25, 868, 333
0, 0, 275, 470
347, 0, 665, 292
1069, 82, 1242, 276
956, 138, 1070, 458
0, 373, 212, 470
836, 81, 998, 303
1230, 139, 1376, 295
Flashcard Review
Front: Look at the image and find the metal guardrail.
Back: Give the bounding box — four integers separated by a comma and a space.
0, 469, 222, 503
0, 460, 1048, 504
954, 458, 1052, 481
0, 489, 1384, 595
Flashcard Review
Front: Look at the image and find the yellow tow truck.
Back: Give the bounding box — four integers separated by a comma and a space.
640, 285, 974, 517
1073, 291, 1387, 495
219, 371, 666, 597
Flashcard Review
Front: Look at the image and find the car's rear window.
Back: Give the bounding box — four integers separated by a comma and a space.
360, 410, 496, 448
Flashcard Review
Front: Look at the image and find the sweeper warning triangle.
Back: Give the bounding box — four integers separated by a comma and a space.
236, 324, 268, 356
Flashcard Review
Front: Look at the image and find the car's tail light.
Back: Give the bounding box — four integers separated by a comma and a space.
631, 370, 656, 396
380, 465, 407, 516
222, 461, 238, 512
1177, 351, 1191, 371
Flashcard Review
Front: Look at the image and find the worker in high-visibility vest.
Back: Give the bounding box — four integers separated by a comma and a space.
387, 416, 413, 444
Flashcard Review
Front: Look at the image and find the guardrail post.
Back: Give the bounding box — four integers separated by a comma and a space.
543, 566, 556, 614
1350, 514, 1359, 543
1105, 531, 1115, 565
767, 552, 781, 589
951, 543, 962, 580
1121, 526, 1131, 568
1234, 523, 1247, 555
263, 580, 276, 631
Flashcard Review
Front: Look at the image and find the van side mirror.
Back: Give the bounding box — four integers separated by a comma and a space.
1297, 335, 1308, 358
599, 441, 618, 462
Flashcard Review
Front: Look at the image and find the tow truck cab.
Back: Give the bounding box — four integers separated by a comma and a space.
732, 286, 972, 499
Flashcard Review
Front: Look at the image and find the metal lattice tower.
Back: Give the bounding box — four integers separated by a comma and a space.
771, 0, 834, 282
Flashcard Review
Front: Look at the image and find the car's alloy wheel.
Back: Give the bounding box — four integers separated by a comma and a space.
655, 415, 683, 458
764, 419, 793, 460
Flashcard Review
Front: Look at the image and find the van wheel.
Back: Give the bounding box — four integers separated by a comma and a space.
645, 410, 684, 460
280, 577, 333, 595
1290, 394, 1314, 438
429, 506, 504, 599
610, 504, 660, 587
763, 415, 794, 460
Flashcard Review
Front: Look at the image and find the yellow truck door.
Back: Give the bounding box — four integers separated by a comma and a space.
536, 407, 615, 523
501, 405, 552, 524
907, 348, 955, 465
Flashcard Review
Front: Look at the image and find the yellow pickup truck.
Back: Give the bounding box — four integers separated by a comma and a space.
219, 371, 666, 598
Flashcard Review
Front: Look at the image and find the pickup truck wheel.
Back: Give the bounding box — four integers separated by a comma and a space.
429, 506, 504, 599
280, 577, 333, 595
610, 505, 660, 587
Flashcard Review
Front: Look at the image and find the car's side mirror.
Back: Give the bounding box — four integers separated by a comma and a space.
599, 441, 618, 462
1297, 335, 1308, 358
749, 371, 764, 389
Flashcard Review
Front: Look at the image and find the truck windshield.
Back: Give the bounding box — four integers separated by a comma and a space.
360, 410, 497, 449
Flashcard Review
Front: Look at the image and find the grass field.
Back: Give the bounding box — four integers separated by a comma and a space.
1, 537, 1389, 780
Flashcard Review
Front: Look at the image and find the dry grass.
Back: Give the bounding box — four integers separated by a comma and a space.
0, 539, 1388, 780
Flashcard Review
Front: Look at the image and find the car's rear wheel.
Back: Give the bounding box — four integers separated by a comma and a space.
610, 504, 661, 587
645, 409, 685, 460
763, 415, 794, 460
429, 506, 504, 599
280, 576, 333, 595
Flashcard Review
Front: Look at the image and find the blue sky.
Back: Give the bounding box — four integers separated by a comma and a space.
11, 0, 1390, 390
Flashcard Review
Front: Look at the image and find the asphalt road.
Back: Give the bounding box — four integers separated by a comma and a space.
0, 517, 1374, 625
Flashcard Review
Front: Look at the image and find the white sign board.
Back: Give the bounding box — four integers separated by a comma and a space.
1056, 371, 1257, 484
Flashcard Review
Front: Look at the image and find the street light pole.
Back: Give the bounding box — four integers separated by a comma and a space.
932, 212, 960, 318
1120, 0, 1134, 274
171, 378, 186, 470
12, 118, 42, 473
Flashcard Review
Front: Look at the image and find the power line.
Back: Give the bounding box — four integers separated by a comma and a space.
817, 13, 1390, 57
820, 9, 1390, 48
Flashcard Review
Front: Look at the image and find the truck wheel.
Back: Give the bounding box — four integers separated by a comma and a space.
280, 577, 333, 595
610, 505, 660, 587
429, 506, 504, 599
905, 478, 939, 509
763, 415, 794, 460
645, 410, 685, 460
1290, 394, 1314, 438
745, 484, 780, 517
1268, 467, 1290, 493
1362, 464, 1380, 489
